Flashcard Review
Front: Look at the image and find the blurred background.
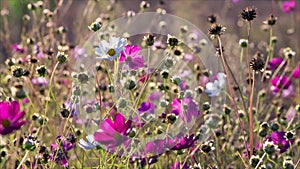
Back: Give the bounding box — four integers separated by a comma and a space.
0, 0, 299, 63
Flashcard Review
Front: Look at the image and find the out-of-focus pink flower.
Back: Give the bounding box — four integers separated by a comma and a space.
292, 66, 300, 78
50, 135, 76, 167
22, 98, 29, 105
139, 74, 150, 83
138, 102, 155, 114
151, 41, 166, 51
12, 44, 25, 53
171, 97, 199, 123
270, 76, 292, 93
266, 131, 294, 153
283, 0, 296, 13
120, 45, 145, 70
0, 101, 26, 135
149, 91, 162, 101
32, 77, 49, 86
171, 134, 197, 150
270, 76, 294, 97
73, 46, 86, 60
183, 54, 195, 62
267, 57, 285, 70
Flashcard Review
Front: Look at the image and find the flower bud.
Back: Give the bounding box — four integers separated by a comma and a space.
167, 34, 179, 49
263, 140, 277, 154
88, 21, 102, 32
270, 122, 279, 131
36, 65, 48, 77
57, 51, 68, 64
239, 39, 248, 48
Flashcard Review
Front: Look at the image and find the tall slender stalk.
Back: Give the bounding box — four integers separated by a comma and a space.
249, 71, 255, 158
217, 36, 249, 159
246, 21, 254, 157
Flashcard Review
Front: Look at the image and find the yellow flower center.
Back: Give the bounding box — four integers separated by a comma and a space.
2, 119, 11, 128
107, 48, 116, 57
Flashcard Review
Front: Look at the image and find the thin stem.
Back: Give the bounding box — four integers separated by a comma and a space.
249, 71, 255, 157
104, 61, 113, 84
261, 27, 274, 82
95, 72, 103, 121
38, 62, 59, 137
254, 153, 266, 169
134, 49, 171, 108
217, 36, 249, 160
16, 151, 29, 169
223, 55, 247, 112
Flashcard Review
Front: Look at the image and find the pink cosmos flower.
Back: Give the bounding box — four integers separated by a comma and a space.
0, 101, 26, 135
266, 131, 294, 153
171, 97, 200, 123
270, 76, 294, 97
171, 134, 197, 150
292, 66, 300, 79
94, 113, 132, 151
283, 0, 296, 13
267, 57, 285, 70
133, 101, 156, 127
12, 43, 25, 53
120, 45, 145, 70
183, 54, 195, 62
31, 77, 49, 86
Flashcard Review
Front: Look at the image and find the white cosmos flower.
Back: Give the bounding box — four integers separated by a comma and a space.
205, 72, 226, 97
95, 36, 127, 60
78, 134, 100, 150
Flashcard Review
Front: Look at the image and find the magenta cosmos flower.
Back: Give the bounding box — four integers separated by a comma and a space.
283, 0, 296, 13
270, 76, 294, 97
267, 57, 285, 70
12, 43, 25, 53
0, 101, 26, 135
171, 134, 197, 150
120, 45, 145, 70
94, 113, 132, 151
292, 66, 300, 79
266, 131, 294, 153
171, 97, 200, 123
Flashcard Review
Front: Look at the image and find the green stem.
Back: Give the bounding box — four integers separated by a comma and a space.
254, 153, 266, 169
16, 151, 29, 169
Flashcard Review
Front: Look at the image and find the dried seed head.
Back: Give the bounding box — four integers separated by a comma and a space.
264, 14, 277, 26
208, 24, 226, 39
241, 7, 257, 21
250, 52, 265, 73
207, 14, 217, 24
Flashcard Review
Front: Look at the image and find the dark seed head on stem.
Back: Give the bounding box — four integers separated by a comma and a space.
241, 7, 257, 22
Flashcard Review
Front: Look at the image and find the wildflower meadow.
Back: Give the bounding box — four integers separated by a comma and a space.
0, 0, 299, 168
